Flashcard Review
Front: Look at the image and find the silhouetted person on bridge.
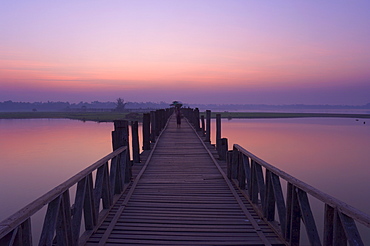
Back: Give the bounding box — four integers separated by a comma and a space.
176, 108, 181, 128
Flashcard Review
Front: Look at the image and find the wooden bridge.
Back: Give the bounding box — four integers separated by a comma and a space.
1, 108, 370, 245
86, 113, 284, 245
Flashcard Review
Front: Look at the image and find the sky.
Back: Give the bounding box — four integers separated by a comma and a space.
1, 0, 370, 105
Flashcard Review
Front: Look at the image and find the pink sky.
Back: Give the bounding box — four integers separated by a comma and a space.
1, 1, 369, 105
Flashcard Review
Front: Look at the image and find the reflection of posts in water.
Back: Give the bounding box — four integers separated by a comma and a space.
205, 110, 211, 142
131, 121, 140, 163
201, 115, 205, 137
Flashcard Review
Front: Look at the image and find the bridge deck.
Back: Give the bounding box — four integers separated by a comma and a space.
85, 116, 286, 245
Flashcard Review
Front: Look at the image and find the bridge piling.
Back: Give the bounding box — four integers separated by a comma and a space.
142, 113, 151, 150
205, 110, 211, 142
216, 113, 221, 154
194, 108, 200, 131
150, 111, 156, 143
2, 107, 370, 245
131, 121, 140, 163
200, 115, 205, 136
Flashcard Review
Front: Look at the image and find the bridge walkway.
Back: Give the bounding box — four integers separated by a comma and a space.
85, 115, 286, 245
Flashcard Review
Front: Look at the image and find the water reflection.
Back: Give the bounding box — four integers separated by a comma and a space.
212, 117, 370, 214
0, 119, 114, 221
1, 117, 369, 243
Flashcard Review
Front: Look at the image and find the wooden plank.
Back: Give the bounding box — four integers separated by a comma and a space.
297, 188, 321, 246
39, 196, 61, 245
255, 162, 266, 209
264, 170, 275, 221
289, 185, 301, 246
271, 172, 287, 236
334, 209, 347, 246
86, 114, 286, 246
323, 204, 334, 246
338, 212, 364, 246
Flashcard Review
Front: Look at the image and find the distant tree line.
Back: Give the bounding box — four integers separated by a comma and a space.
1, 100, 369, 112
0, 100, 172, 112
189, 103, 370, 111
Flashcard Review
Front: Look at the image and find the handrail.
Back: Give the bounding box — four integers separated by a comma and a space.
231, 144, 369, 245
0, 108, 174, 246
183, 108, 370, 245
234, 144, 370, 227
0, 146, 129, 245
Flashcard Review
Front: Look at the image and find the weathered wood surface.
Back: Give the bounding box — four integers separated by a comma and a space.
85, 115, 286, 245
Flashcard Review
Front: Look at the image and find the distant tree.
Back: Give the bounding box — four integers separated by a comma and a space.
115, 98, 127, 112
170, 100, 183, 109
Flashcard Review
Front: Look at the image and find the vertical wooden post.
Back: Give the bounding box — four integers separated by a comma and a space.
161, 109, 166, 129
201, 115, 205, 137
216, 114, 221, 153
191, 108, 196, 126
112, 120, 129, 151
231, 148, 239, 179
333, 210, 347, 246
194, 108, 200, 131
150, 111, 156, 142
112, 120, 131, 182
155, 110, 161, 136
289, 186, 301, 246
227, 149, 232, 179
219, 138, 228, 160
131, 121, 140, 163
323, 204, 334, 246
205, 110, 211, 142
143, 113, 151, 150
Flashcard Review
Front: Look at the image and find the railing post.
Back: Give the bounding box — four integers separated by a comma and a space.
216, 114, 221, 154
201, 115, 205, 137
150, 111, 156, 143
131, 121, 140, 163
112, 120, 131, 184
155, 110, 161, 136
227, 149, 233, 179
219, 138, 228, 160
112, 120, 129, 152
143, 113, 151, 150
231, 147, 239, 179
194, 108, 200, 131
205, 110, 211, 142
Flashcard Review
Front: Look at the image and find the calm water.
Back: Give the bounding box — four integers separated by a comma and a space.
1, 117, 370, 243
212, 117, 370, 213
0, 119, 114, 221
212, 117, 370, 244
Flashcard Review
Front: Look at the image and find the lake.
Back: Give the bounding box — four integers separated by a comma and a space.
0, 116, 369, 243
0, 119, 114, 221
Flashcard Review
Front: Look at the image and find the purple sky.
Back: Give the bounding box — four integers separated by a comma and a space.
1, 1, 369, 105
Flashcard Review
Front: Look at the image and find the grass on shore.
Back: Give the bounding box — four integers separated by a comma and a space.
203, 111, 370, 119
0, 111, 369, 122
0, 112, 141, 122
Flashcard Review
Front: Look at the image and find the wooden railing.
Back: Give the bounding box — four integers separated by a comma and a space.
229, 144, 370, 246
182, 108, 370, 245
0, 108, 173, 246
0, 146, 130, 246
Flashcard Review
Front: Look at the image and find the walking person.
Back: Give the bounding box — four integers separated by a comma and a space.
176, 108, 181, 128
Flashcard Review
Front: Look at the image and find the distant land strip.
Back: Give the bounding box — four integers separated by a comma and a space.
0, 111, 369, 122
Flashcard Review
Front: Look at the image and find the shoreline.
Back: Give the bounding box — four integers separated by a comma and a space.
0, 111, 369, 122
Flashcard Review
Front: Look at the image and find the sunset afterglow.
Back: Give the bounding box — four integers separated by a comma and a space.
1, 1, 369, 104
